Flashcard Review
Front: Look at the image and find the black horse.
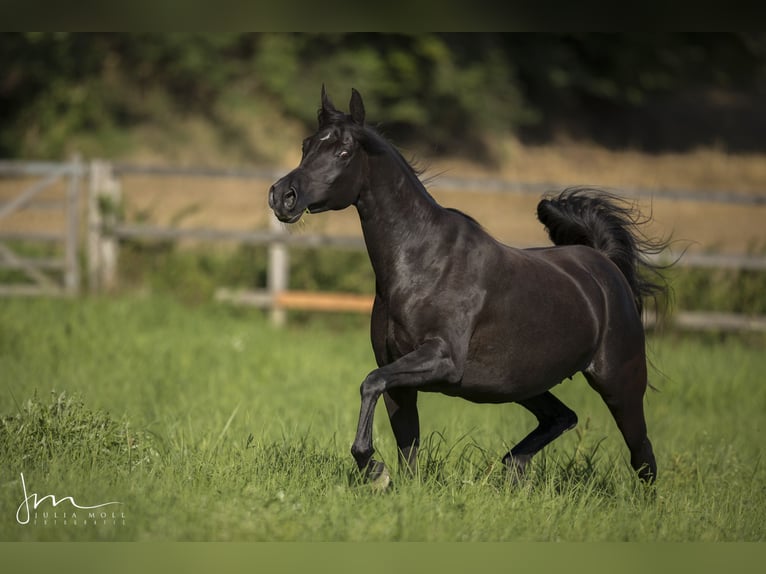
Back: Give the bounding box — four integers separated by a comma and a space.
269, 87, 669, 485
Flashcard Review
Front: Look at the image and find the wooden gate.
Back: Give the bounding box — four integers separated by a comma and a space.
0, 158, 83, 296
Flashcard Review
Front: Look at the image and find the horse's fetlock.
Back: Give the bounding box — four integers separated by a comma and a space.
351, 444, 374, 466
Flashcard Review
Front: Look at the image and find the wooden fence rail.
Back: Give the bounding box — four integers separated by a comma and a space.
2, 159, 766, 332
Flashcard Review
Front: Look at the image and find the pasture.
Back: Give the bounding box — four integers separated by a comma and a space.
0, 295, 764, 541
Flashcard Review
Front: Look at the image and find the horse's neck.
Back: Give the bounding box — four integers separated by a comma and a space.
355, 152, 443, 294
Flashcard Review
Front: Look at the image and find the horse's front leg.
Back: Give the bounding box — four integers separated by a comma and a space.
383, 388, 419, 476
351, 338, 462, 484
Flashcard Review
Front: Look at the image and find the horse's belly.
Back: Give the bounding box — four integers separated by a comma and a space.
420, 376, 539, 404
444, 360, 575, 403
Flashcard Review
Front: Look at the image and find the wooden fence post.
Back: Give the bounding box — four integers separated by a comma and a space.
268, 214, 289, 326
64, 154, 82, 295
87, 160, 121, 293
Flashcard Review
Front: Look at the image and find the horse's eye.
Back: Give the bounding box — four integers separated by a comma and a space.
338, 150, 349, 159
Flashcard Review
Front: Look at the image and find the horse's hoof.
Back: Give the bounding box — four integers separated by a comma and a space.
367, 460, 392, 492
502, 453, 531, 484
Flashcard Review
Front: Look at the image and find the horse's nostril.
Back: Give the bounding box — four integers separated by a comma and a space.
284, 187, 297, 210
268, 186, 276, 208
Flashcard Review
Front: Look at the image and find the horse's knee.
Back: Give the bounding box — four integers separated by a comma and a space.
359, 371, 385, 399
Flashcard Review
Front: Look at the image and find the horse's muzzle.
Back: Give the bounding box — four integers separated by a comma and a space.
269, 180, 303, 223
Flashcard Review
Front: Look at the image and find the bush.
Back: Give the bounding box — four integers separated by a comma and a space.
0, 390, 158, 474
669, 266, 766, 315
116, 240, 374, 305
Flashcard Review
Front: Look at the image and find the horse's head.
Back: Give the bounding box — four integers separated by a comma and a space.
269, 86, 367, 223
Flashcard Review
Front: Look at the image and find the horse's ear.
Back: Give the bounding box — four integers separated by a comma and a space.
319, 84, 337, 127
349, 88, 365, 126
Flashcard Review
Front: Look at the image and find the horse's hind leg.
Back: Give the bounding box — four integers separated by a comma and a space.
585, 354, 657, 483
503, 391, 578, 477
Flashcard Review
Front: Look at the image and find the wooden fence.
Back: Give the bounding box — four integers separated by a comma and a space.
0, 158, 83, 296
2, 159, 765, 332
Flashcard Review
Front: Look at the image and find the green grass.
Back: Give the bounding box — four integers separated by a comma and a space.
0, 296, 764, 541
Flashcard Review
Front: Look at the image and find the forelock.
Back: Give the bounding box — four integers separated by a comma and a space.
317, 107, 348, 127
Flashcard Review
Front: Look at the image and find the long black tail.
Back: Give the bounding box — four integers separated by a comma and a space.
537, 187, 671, 317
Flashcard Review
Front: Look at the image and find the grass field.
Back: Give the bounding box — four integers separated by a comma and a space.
1, 295, 764, 541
